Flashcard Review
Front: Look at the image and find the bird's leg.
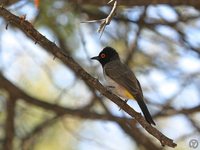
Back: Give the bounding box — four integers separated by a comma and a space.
119, 99, 129, 111
99, 85, 115, 97
124, 99, 129, 103
106, 85, 115, 92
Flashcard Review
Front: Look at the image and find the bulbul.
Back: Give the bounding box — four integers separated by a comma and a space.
91, 46, 155, 125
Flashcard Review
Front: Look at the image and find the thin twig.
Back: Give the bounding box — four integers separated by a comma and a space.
97, 0, 118, 37
81, 0, 118, 38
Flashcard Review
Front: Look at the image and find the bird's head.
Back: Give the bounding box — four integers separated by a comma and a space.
91, 47, 119, 66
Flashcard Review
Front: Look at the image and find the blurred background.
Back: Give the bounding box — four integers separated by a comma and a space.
0, 0, 200, 150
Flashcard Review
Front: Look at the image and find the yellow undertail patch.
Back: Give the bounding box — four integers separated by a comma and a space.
124, 90, 134, 99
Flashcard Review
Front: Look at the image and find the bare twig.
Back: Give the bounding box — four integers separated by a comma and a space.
97, 0, 118, 37
81, 0, 118, 37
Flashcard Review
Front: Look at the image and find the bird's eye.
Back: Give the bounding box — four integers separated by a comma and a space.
100, 53, 106, 58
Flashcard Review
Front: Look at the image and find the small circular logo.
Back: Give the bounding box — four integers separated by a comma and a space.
189, 139, 199, 149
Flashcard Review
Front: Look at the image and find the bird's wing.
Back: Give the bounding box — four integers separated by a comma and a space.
105, 60, 156, 125
104, 60, 143, 98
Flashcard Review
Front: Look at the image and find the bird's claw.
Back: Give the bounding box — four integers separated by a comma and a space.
118, 99, 129, 111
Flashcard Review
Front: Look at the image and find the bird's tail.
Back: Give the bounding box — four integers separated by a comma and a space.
137, 100, 156, 125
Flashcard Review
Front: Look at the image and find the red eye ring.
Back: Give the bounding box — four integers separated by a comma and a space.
100, 53, 106, 58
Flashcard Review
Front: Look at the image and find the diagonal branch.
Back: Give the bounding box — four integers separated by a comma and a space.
0, 7, 177, 148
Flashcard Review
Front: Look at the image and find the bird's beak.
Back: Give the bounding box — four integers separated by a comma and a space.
91, 56, 99, 60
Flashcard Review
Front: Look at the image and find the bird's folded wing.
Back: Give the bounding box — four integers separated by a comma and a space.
104, 61, 143, 98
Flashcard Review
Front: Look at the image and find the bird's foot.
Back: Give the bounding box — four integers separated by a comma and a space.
124, 99, 129, 103
118, 99, 129, 111
106, 85, 115, 92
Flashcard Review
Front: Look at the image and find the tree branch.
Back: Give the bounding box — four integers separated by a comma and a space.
3, 95, 16, 150
21, 115, 61, 150
118, 122, 162, 150
0, 7, 177, 148
0, 72, 161, 150
68, 0, 200, 8
154, 105, 200, 118
0, 73, 126, 123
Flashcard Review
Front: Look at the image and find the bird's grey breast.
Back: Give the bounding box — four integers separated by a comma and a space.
103, 59, 142, 98
103, 65, 119, 89
103, 60, 128, 97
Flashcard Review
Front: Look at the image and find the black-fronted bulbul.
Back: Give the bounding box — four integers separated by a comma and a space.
91, 46, 156, 125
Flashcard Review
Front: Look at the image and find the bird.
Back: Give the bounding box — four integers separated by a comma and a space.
91, 46, 156, 125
